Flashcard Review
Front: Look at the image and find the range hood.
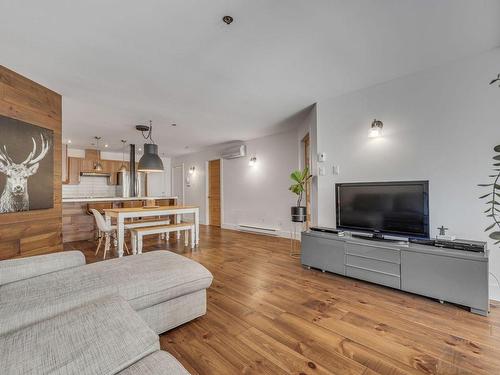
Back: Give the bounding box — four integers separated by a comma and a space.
80, 171, 111, 177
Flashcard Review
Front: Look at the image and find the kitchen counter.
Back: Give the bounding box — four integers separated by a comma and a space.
62, 196, 178, 203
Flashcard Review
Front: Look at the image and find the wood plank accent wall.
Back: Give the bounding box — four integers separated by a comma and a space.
0, 66, 62, 260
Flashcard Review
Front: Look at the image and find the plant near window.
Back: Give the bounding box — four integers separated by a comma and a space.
479, 74, 500, 243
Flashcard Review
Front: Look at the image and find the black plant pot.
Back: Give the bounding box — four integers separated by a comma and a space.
291, 206, 307, 223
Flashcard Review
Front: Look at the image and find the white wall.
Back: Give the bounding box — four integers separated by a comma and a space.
223, 130, 298, 237
172, 128, 302, 236
171, 147, 222, 225
315, 48, 500, 299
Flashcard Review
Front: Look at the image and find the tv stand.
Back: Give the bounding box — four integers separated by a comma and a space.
301, 230, 489, 316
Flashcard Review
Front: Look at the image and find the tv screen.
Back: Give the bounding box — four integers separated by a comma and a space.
336, 181, 429, 238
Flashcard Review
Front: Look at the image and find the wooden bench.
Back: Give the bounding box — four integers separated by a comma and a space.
130, 223, 195, 254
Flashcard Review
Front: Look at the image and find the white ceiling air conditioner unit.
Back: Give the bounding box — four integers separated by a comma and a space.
221, 144, 247, 159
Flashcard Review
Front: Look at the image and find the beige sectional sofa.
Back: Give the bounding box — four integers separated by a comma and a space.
0, 250, 213, 374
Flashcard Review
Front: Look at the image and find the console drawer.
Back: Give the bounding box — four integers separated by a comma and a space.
346, 254, 400, 276
346, 243, 400, 264
346, 265, 401, 289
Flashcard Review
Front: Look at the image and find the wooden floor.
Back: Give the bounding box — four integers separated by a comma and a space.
65, 226, 500, 375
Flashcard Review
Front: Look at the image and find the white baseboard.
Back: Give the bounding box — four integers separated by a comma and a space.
221, 223, 294, 240
490, 285, 500, 302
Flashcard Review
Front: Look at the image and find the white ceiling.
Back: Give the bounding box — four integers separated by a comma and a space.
1, 0, 499, 155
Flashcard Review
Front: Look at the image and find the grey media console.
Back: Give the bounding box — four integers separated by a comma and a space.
301, 230, 490, 315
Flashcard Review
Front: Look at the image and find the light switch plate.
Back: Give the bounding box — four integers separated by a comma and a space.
319, 166, 326, 176
333, 165, 340, 175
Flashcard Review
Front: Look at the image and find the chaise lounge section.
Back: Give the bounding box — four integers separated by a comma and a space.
0, 250, 213, 374
0, 250, 213, 335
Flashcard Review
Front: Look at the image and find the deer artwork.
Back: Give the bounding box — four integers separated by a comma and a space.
0, 134, 50, 213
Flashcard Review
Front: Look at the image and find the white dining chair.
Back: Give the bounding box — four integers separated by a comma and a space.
90, 209, 130, 259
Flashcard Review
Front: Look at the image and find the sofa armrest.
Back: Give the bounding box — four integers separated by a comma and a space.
0, 251, 86, 286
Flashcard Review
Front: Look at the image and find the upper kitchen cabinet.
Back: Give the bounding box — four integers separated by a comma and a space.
67, 157, 82, 185
63, 148, 134, 185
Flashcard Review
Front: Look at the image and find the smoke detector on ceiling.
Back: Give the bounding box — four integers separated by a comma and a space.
222, 15, 233, 25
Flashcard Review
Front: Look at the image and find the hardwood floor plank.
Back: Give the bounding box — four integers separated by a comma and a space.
237, 327, 336, 375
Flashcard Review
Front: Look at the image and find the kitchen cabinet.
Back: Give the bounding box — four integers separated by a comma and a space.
63, 149, 136, 186
67, 157, 82, 185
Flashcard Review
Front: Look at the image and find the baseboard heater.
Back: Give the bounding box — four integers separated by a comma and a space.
238, 224, 279, 236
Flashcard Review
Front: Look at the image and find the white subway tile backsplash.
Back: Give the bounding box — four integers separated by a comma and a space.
63, 176, 119, 198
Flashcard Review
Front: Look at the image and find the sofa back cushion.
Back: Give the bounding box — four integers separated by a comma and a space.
0, 251, 85, 285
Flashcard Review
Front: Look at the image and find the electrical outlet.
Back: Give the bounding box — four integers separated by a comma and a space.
319, 166, 326, 176
333, 165, 340, 175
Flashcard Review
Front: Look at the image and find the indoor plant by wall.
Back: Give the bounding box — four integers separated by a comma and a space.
289, 166, 312, 222
479, 73, 500, 243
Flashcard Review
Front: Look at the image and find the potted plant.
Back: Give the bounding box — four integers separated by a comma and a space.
289, 166, 312, 222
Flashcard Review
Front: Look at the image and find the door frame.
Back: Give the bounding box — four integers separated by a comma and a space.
301, 133, 311, 228
205, 158, 224, 226
171, 163, 185, 206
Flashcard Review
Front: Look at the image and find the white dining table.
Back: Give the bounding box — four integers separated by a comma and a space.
103, 205, 200, 257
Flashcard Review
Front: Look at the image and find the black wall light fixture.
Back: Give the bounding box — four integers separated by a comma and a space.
369, 119, 384, 138
136, 120, 164, 172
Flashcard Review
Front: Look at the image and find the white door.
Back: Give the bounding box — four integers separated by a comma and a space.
171, 164, 184, 205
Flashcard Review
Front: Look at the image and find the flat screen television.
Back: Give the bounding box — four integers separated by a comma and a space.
335, 181, 429, 239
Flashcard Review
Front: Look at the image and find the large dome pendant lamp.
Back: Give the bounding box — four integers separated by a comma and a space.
136, 120, 164, 173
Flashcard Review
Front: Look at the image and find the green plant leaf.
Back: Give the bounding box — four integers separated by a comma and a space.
485, 223, 497, 232
290, 171, 302, 183
479, 193, 492, 199
489, 231, 500, 240
495, 240, 500, 245
478, 184, 494, 187
494, 155, 500, 161
494, 145, 500, 152
485, 208, 493, 213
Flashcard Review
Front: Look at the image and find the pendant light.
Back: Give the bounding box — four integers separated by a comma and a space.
93, 136, 103, 171
136, 120, 164, 172
119, 140, 128, 172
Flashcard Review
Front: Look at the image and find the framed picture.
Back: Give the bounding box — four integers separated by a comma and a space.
0, 115, 54, 213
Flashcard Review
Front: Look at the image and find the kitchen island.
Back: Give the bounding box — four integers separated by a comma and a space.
62, 196, 178, 242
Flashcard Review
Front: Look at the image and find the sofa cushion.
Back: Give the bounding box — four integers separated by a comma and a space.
0, 250, 213, 335
0, 295, 160, 375
118, 351, 190, 375
0, 251, 85, 285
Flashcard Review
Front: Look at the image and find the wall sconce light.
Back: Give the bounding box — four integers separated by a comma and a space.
189, 166, 196, 175
249, 156, 257, 167
369, 119, 383, 138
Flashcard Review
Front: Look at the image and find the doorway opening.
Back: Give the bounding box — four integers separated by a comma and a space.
171, 164, 185, 205
207, 159, 221, 227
